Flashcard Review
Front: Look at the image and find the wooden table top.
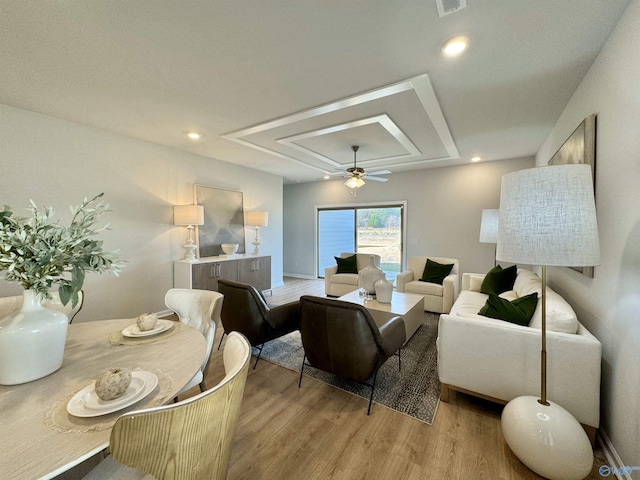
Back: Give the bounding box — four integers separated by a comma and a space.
0, 317, 206, 480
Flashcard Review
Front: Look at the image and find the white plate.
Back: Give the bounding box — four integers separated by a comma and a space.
67, 371, 158, 418
121, 319, 174, 338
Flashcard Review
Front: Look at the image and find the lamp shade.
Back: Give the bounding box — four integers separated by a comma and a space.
496, 164, 600, 267
246, 211, 268, 227
173, 204, 204, 226
479, 209, 499, 243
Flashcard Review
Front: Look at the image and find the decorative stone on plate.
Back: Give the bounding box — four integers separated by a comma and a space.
94, 367, 132, 401
136, 312, 158, 331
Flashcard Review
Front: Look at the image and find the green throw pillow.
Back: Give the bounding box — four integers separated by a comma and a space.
420, 259, 454, 285
480, 264, 517, 295
335, 254, 358, 274
478, 292, 539, 326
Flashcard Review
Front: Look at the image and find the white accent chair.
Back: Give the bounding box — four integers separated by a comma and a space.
0, 290, 84, 323
83, 331, 251, 480
165, 288, 223, 395
396, 256, 459, 313
324, 252, 381, 297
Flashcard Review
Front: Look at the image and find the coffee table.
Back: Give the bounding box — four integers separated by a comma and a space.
338, 290, 424, 344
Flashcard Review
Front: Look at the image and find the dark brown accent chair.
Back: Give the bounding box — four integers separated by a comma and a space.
298, 295, 406, 414
217, 279, 300, 368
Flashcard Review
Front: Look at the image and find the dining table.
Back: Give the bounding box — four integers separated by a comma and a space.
0, 317, 206, 480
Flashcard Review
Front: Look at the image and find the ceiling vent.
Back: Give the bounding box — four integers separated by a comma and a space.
435, 0, 467, 17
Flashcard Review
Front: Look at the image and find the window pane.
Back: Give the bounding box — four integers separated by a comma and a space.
318, 209, 355, 275
357, 207, 402, 280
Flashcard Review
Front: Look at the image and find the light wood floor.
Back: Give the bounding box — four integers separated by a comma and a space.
190, 277, 607, 480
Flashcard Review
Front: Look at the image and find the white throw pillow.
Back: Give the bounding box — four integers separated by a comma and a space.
529, 291, 578, 334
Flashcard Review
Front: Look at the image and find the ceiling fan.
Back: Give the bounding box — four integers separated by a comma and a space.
342, 145, 390, 190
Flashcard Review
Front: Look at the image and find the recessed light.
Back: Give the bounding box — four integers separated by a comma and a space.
471, 156, 482, 162
187, 132, 202, 140
323, 174, 331, 180
442, 36, 469, 57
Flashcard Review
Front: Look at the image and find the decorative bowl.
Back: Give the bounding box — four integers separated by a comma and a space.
221, 243, 239, 255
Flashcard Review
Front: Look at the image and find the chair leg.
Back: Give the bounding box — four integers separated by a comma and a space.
217, 331, 226, 350
397, 347, 402, 372
298, 354, 306, 388
367, 367, 380, 415
253, 343, 265, 369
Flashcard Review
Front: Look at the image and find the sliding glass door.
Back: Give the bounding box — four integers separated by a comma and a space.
318, 205, 404, 280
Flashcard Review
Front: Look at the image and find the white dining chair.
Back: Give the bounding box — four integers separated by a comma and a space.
0, 290, 84, 323
83, 331, 251, 480
164, 288, 223, 395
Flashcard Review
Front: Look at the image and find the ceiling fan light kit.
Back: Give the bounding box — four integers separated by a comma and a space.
342, 145, 389, 195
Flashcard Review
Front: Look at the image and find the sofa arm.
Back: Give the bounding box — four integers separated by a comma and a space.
442, 274, 459, 313
395, 270, 414, 292
324, 265, 338, 295
461, 273, 485, 291
437, 314, 601, 427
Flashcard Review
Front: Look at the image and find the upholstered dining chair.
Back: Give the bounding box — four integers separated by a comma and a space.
83, 331, 251, 480
0, 290, 84, 323
164, 288, 223, 395
217, 278, 300, 369
298, 295, 405, 414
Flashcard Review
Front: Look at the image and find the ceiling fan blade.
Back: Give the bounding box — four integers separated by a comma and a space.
366, 176, 389, 182
366, 169, 392, 176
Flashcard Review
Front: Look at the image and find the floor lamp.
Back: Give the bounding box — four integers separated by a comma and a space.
496, 164, 600, 480
246, 211, 268, 255
174, 204, 204, 261
479, 208, 499, 266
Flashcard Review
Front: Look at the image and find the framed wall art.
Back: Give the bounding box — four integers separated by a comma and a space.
194, 185, 245, 258
548, 113, 597, 277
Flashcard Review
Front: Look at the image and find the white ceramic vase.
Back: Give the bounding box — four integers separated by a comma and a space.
0, 289, 69, 385
359, 255, 385, 296
375, 277, 393, 303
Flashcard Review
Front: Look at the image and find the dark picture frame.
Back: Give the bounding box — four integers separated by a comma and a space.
548, 114, 597, 278
194, 185, 245, 258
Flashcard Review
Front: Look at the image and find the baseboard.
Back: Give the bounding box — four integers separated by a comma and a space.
598, 428, 635, 479
283, 273, 317, 280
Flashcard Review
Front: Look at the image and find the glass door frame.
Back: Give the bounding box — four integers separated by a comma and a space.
314, 200, 408, 279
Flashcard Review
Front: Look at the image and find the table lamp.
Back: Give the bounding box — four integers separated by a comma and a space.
246, 211, 268, 255
479, 208, 499, 266
496, 164, 600, 480
173, 204, 204, 261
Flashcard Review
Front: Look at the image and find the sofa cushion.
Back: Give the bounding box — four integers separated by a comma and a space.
331, 273, 359, 286
529, 290, 579, 334
420, 259, 454, 285
480, 265, 517, 295
449, 290, 487, 316
335, 254, 358, 274
513, 269, 543, 296
406, 280, 443, 296
478, 292, 539, 326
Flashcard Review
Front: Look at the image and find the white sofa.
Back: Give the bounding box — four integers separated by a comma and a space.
437, 269, 601, 439
324, 253, 381, 297
396, 256, 459, 313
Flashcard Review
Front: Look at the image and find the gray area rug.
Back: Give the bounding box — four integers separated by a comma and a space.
258, 312, 441, 424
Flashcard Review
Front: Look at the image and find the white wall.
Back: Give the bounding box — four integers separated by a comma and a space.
0, 104, 284, 321
535, 0, 640, 469
283, 156, 534, 279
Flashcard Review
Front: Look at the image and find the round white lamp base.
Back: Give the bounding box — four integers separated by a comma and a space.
502, 396, 593, 480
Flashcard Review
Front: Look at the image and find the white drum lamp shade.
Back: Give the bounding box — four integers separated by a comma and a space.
479, 208, 499, 266
174, 205, 204, 261
479, 209, 499, 243
497, 164, 600, 480
173, 204, 204, 227
246, 211, 268, 255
